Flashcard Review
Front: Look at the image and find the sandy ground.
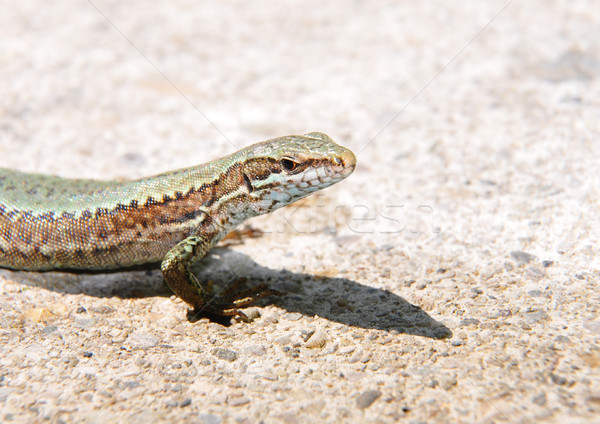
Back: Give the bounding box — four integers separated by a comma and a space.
1, 1, 599, 423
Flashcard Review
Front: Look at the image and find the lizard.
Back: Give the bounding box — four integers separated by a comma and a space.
0, 132, 356, 320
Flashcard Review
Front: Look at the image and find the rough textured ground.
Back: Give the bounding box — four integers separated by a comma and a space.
1, 1, 599, 423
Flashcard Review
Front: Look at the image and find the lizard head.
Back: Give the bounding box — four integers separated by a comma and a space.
239, 132, 356, 214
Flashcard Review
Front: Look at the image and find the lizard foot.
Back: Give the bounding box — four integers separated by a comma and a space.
187, 279, 281, 323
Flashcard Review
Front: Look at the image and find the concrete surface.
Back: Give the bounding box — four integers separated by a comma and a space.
1, 1, 599, 423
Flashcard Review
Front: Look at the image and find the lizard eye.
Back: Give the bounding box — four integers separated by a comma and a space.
280, 158, 299, 172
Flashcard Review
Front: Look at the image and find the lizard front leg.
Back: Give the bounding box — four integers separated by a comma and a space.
160, 235, 277, 320
161, 235, 211, 311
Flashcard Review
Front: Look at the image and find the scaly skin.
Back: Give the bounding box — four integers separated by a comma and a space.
0, 132, 356, 318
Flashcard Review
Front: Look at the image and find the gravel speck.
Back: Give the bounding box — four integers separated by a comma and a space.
244, 345, 266, 356
274, 336, 291, 345
261, 372, 278, 381
497, 309, 512, 318
356, 389, 382, 409
284, 312, 303, 321
510, 251, 536, 264
89, 305, 114, 314
243, 308, 261, 321
278, 412, 299, 424
305, 329, 328, 349
73, 318, 94, 329
212, 348, 238, 362
301, 329, 315, 342
441, 375, 458, 390
124, 381, 139, 389
128, 332, 160, 349
199, 413, 221, 424
524, 310, 548, 324
228, 396, 250, 406
532, 393, 547, 405
551, 373, 567, 385
42, 325, 57, 334
180, 398, 191, 408
460, 318, 480, 327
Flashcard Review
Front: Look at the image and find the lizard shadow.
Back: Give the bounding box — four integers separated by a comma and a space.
4, 248, 451, 340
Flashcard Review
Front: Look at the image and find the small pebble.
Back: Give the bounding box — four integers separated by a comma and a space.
356, 389, 382, 409
301, 329, 315, 342
551, 374, 567, 385
89, 305, 114, 315
441, 375, 458, 390
510, 251, 536, 264
74, 318, 95, 329
128, 332, 160, 349
212, 348, 238, 362
532, 393, 547, 406
42, 325, 58, 335
243, 308, 261, 321
498, 309, 512, 317
199, 413, 222, 424
244, 345, 266, 356
274, 336, 292, 345
460, 318, 480, 326
305, 330, 328, 349
228, 396, 250, 406
524, 310, 548, 324
261, 372, 278, 381
284, 312, 303, 321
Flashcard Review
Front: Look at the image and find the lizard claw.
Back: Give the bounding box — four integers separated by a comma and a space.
187, 282, 281, 323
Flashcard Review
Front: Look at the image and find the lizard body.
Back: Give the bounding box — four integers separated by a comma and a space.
0, 132, 356, 318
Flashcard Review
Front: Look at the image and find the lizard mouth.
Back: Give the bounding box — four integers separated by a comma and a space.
243, 173, 254, 193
